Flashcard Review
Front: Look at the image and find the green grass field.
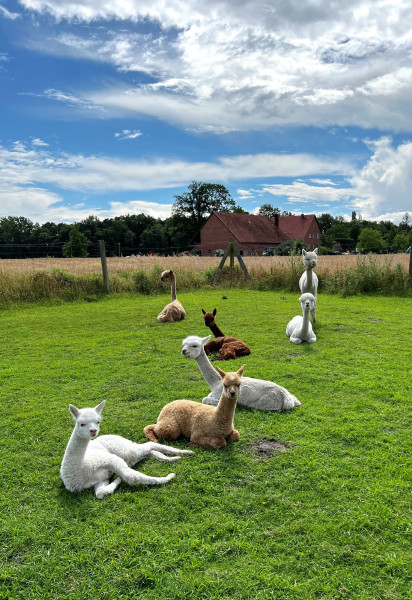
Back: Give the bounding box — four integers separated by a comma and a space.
0, 290, 411, 600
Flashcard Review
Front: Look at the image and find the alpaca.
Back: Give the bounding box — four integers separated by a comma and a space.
60, 401, 194, 499
157, 270, 186, 323
182, 335, 301, 410
299, 249, 318, 323
201, 308, 251, 361
143, 364, 245, 449
286, 293, 317, 344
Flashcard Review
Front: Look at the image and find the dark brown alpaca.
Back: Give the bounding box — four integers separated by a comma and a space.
201, 308, 251, 361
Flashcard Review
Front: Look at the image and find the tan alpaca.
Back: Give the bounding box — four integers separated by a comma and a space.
144, 365, 245, 449
157, 269, 186, 323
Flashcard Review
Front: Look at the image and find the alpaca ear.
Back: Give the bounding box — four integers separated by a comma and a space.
69, 404, 80, 419
202, 335, 211, 345
95, 400, 105, 414
237, 364, 246, 377
213, 308, 217, 316
201, 308, 206, 315
215, 365, 226, 379
314, 247, 318, 254
169, 270, 174, 274
302, 249, 306, 256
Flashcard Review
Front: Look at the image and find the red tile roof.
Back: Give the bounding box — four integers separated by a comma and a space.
212, 212, 290, 244
276, 214, 319, 239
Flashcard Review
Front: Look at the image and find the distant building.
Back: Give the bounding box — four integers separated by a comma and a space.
198, 212, 321, 256
199, 212, 289, 256
275, 214, 321, 251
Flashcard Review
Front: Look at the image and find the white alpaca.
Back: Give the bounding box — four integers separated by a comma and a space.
60, 401, 194, 499
157, 270, 186, 323
299, 248, 318, 323
286, 293, 317, 344
181, 335, 301, 411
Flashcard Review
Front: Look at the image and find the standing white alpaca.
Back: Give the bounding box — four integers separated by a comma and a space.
157, 269, 186, 323
299, 248, 318, 323
181, 335, 301, 410
60, 401, 194, 499
286, 293, 317, 344
144, 364, 245, 449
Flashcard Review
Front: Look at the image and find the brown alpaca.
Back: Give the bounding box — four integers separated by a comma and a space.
143, 365, 245, 449
157, 270, 186, 323
201, 308, 251, 361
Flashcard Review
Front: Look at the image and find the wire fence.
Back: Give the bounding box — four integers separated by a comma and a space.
0, 242, 198, 259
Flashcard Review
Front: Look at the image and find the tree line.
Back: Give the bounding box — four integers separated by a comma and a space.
0, 181, 410, 258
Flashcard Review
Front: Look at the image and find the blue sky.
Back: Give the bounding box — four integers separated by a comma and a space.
1, 0, 412, 224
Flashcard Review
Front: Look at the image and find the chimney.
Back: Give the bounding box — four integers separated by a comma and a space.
274, 213, 279, 228
300, 213, 305, 219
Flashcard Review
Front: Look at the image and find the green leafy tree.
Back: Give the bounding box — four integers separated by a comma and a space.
275, 238, 308, 256
62, 225, 90, 258
172, 181, 235, 231
140, 222, 167, 253
392, 232, 410, 253
0, 216, 36, 243
258, 204, 292, 217
357, 228, 384, 253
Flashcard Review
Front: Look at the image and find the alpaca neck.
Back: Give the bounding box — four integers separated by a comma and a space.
305, 267, 313, 288
300, 309, 310, 339
195, 349, 221, 389
208, 320, 225, 338
170, 276, 177, 302
61, 429, 89, 468
214, 392, 237, 424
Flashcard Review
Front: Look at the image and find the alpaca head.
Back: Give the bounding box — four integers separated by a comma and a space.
302, 248, 318, 269
181, 335, 211, 359
299, 292, 316, 312
201, 308, 217, 328
160, 269, 174, 283
215, 364, 245, 400
69, 400, 105, 440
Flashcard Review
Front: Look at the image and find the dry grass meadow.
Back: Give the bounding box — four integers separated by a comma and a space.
0, 253, 409, 276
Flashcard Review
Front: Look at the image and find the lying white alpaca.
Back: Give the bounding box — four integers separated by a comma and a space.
144, 364, 245, 449
60, 401, 194, 499
286, 293, 317, 344
299, 248, 318, 323
181, 335, 301, 410
157, 269, 186, 323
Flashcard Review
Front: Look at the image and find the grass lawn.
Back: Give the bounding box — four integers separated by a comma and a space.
0, 290, 411, 600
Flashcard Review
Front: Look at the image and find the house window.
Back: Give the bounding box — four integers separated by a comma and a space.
317, 233, 319, 239
309, 233, 311, 239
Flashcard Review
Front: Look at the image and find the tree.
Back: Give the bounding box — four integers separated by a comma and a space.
357, 228, 384, 253
62, 225, 90, 258
393, 232, 410, 253
258, 204, 292, 217
0, 216, 36, 243
172, 181, 235, 231
275, 238, 308, 256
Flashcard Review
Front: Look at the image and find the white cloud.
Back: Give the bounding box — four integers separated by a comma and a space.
17, 1, 412, 133
31, 138, 49, 147
114, 129, 142, 140
0, 136, 410, 223
0, 5, 20, 19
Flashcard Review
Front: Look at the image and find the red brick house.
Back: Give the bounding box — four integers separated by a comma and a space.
198, 212, 322, 256
276, 214, 321, 251
199, 212, 289, 256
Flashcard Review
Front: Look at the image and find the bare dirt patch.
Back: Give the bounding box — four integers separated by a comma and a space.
248, 438, 291, 458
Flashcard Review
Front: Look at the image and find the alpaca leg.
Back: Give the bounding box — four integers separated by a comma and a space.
108, 455, 175, 486
229, 429, 240, 441
147, 442, 195, 457
144, 419, 181, 443
150, 451, 181, 462
190, 433, 226, 448
94, 477, 122, 500
290, 337, 302, 344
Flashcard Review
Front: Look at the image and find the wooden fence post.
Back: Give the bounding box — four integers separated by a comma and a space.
99, 240, 111, 292
213, 238, 250, 283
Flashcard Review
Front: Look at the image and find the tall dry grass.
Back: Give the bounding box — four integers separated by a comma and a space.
0, 254, 410, 305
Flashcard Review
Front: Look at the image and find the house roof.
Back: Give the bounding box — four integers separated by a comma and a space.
210, 212, 290, 244
276, 214, 320, 239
